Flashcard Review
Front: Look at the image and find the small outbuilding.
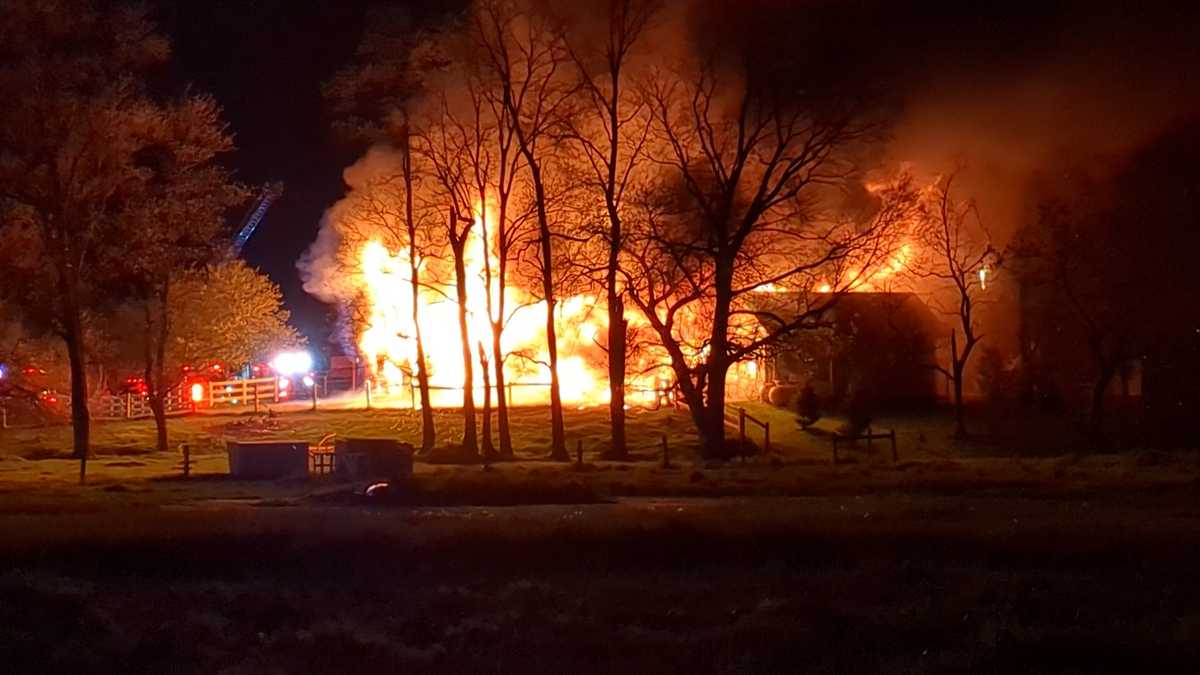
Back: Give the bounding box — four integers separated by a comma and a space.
753, 292, 944, 410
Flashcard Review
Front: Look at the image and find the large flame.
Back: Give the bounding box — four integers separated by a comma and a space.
306, 153, 928, 412
355, 202, 677, 408
353, 211, 911, 408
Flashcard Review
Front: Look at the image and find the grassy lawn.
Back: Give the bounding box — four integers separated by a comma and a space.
1, 402, 1197, 513
0, 399, 1087, 462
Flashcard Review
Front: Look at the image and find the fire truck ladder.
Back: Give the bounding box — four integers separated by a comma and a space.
232, 181, 284, 255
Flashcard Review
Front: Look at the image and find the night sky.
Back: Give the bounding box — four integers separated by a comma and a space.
162, 0, 373, 348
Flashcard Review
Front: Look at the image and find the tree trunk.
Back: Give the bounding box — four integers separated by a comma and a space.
602, 74, 628, 460
480, 177, 512, 460
63, 317, 90, 483
702, 259, 736, 458
150, 281, 171, 454
478, 343, 496, 460
491, 325, 513, 458
952, 362, 967, 439
528, 166, 566, 460
402, 121, 436, 453
950, 330, 968, 439
413, 323, 436, 452
605, 259, 628, 460
543, 281, 567, 460
701, 360, 730, 459
410, 270, 435, 453
452, 232, 478, 455
149, 395, 168, 454
1090, 362, 1118, 449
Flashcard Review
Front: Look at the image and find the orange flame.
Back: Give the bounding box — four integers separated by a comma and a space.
355, 202, 669, 408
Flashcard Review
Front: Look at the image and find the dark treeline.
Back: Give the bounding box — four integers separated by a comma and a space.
0, 1, 299, 481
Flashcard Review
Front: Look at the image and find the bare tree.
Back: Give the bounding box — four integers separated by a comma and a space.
454, 73, 528, 460
471, 0, 576, 460
399, 121, 438, 452
476, 75, 533, 460
421, 104, 485, 456
334, 148, 440, 452
560, 0, 659, 459
323, 7, 459, 453
909, 174, 997, 438
625, 61, 912, 458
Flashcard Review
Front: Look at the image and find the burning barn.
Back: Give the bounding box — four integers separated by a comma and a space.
753, 292, 944, 410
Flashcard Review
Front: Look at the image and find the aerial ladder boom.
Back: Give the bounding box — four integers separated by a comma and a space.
233, 181, 284, 255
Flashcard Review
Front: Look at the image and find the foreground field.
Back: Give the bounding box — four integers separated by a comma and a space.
3, 494, 1200, 673
3, 406, 1199, 671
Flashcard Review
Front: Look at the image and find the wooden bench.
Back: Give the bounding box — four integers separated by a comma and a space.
832, 427, 897, 464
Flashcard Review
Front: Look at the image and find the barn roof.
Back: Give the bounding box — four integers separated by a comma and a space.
747, 291, 943, 338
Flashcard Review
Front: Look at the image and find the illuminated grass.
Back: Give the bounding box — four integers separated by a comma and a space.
1, 403, 1196, 513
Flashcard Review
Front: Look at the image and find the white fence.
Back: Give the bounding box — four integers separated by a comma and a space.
52, 376, 289, 421
92, 388, 191, 420
203, 376, 281, 407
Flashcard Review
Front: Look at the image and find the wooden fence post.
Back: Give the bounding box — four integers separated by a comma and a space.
180, 443, 191, 479
311, 380, 319, 411
739, 408, 746, 463
252, 381, 260, 414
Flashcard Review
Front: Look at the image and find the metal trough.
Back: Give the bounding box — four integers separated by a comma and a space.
226, 440, 309, 479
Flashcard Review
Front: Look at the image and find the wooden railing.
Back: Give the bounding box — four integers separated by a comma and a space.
724, 405, 771, 457
671, 397, 772, 457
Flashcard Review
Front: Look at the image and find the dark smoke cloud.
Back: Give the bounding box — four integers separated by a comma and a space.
687, 0, 1200, 358
695, 0, 1200, 241
886, 7, 1200, 242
